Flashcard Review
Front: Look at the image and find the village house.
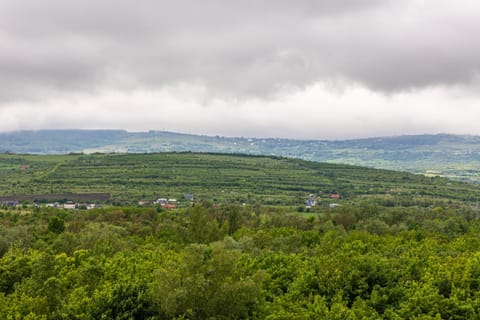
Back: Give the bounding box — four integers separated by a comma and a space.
163, 199, 177, 209
78, 203, 98, 210
1, 200, 19, 207
305, 194, 317, 208
46, 202, 60, 208
63, 202, 77, 209
305, 198, 317, 208
154, 198, 168, 206
184, 193, 195, 202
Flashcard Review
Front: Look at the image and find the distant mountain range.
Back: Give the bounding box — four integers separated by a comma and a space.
1, 129, 480, 182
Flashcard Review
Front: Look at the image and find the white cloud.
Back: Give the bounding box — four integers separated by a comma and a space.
1, 82, 479, 139
1, 0, 480, 137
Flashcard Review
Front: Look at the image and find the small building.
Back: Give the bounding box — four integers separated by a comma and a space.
63, 203, 77, 209
329, 203, 341, 208
305, 198, 317, 208
1, 200, 19, 206
46, 202, 60, 208
184, 194, 195, 202
154, 198, 168, 206
78, 203, 98, 210
331, 194, 341, 199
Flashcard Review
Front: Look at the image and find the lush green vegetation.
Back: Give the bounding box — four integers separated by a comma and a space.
1, 200, 480, 319
2, 130, 480, 182
0, 153, 479, 206
1, 153, 480, 318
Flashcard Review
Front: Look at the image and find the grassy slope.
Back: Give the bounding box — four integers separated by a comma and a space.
2, 130, 480, 182
0, 153, 478, 205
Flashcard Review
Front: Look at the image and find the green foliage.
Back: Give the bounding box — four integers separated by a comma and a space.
0, 202, 480, 318
1, 152, 480, 318
152, 242, 263, 319
48, 217, 65, 234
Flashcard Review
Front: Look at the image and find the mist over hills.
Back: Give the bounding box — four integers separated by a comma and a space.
1, 130, 479, 182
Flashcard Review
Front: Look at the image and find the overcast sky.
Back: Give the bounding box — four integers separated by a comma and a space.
1, 0, 479, 139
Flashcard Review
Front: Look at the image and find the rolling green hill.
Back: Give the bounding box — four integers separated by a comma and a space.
1, 130, 480, 183
0, 153, 478, 206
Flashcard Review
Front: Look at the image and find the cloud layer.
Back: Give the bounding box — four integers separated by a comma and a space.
2, 83, 479, 139
0, 0, 479, 138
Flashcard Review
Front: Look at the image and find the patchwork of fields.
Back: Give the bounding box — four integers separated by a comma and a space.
1, 153, 478, 206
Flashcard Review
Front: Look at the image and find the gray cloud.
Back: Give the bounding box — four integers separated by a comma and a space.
0, 0, 479, 104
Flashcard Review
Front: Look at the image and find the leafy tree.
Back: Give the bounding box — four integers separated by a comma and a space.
48, 217, 65, 234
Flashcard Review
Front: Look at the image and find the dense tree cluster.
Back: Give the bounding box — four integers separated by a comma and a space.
1, 201, 480, 319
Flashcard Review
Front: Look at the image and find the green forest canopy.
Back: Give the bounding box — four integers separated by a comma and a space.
1, 201, 480, 319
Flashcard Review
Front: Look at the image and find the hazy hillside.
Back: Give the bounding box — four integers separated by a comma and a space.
0, 130, 129, 154
1, 130, 480, 182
